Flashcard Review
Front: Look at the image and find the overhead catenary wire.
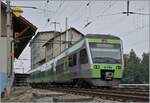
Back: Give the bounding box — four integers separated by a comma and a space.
54, 1, 65, 15
122, 12, 149, 16
81, 1, 149, 31
69, 1, 84, 18
117, 3, 149, 38
120, 24, 149, 38
11, 0, 149, 74
35, 0, 65, 31
12, 1, 148, 39
81, 0, 118, 30
11, 5, 55, 13
41, 0, 53, 31
126, 39, 149, 47
49, 1, 65, 21
98, 5, 149, 32
70, 1, 95, 26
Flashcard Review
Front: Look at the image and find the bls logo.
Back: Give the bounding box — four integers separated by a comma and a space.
101, 39, 107, 43
116, 66, 121, 69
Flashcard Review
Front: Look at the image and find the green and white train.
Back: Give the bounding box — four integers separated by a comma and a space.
29, 34, 124, 87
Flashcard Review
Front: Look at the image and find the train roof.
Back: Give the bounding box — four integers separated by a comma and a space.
85, 34, 120, 39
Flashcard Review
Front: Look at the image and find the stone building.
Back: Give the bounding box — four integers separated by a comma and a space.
43, 27, 84, 62
30, 31, 61, 69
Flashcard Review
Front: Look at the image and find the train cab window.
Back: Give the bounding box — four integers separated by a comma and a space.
79, 49, 88, 64
69, 53, 77, 67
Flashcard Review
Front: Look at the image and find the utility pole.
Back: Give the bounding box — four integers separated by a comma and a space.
127, 0, 130, 16
50, 21, 60, 57
6, 0, 12, 76
6, 0, 11, 38
6, 0, 13, 96
50, 22, 60, 32
65, 17, 68, 49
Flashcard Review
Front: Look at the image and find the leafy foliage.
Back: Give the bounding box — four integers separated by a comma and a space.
121, 49, 149, 84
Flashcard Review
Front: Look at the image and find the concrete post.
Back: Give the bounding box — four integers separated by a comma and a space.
6, 0, 14, 96
6, 0, 11, 38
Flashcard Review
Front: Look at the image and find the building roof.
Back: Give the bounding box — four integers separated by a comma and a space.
13, 16, 37, 58
30, 31, 61, 44
2, 1, 37, 58
86, 34, 120, 39
62, 27, 84, 36
43, 27, 84, 47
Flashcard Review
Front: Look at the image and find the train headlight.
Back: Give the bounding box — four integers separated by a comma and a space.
94, 65, 100, 69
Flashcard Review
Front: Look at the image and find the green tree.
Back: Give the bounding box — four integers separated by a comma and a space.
121, 54, 129, 83
140, 53, 149, 83
121, 49, 142, 84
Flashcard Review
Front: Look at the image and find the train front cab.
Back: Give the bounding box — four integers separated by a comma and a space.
86, 37, 124, 86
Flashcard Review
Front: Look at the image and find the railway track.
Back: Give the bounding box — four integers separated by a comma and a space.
34, 86, 149, 102
80, 88, 149, 96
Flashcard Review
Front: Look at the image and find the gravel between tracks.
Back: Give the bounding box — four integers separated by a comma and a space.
0, 87, 101, 102
1, 87, 34, 102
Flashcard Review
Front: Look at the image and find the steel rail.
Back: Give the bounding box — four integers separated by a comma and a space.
46, 87, 149, 102
80, 88, 149, 96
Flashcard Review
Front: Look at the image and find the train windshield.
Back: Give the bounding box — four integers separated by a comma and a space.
89, 43, 121, 64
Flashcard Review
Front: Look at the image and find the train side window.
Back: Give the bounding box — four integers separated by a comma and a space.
79, 48, 88, 64
69, 53, 77, 67
56, 63, 64, 73
56, 57, 64, 73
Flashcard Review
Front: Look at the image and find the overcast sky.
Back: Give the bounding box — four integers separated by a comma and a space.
8, 0, 149, 73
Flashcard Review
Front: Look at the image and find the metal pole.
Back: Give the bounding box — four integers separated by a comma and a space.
54, 22, 56, 31
127, 0, 130, 16
65, 17, 68, 48
6, 0, 13, 96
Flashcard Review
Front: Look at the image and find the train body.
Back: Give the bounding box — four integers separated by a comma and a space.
29, 34, 124, 87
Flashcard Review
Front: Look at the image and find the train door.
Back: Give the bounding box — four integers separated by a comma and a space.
51, 63, 54, 82
78, 48, 89, 77
64, 56, 69, 82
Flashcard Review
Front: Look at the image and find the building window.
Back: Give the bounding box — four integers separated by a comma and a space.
47, 43, 52, 51
69, 53, 77, 67
79, 48, 88, 64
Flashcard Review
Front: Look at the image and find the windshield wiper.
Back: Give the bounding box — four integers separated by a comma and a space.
104, 57, 121, 63
93, 57, 121, 63
93, 57, 107, 63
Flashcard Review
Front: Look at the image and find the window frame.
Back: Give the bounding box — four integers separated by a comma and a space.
69, 53, 77, 67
